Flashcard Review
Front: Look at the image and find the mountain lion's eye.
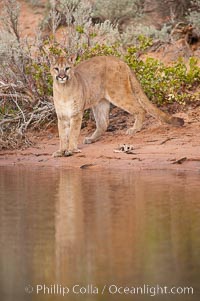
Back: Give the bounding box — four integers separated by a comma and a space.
65, 67, 70, 72
54, 67, 59, 72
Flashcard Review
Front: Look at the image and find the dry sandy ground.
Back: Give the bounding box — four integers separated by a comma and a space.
1, 108, 200, 172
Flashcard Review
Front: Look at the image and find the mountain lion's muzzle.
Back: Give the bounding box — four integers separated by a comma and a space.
56, 74, 69, 82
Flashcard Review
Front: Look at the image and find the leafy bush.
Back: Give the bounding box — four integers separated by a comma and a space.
186, 12, 200, 30
186, 0, 200, 30
116, 23, 172, 48
186, 0, 200, 29
91, 0, 143, 24
125, 47, 200, 104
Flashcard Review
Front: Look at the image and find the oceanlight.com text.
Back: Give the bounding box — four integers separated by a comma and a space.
25, 283, 194, 297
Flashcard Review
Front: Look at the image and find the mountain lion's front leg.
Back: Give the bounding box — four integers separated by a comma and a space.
53, 114, 82, 157
66, 113, 83, 156
53, 118, 70, 157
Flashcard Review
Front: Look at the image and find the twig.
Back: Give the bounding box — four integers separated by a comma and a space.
0, 93, 23, 98
160, 137, 174, 145
0, 116, 20, 126
11, 96, 26, 124
172, 157, 187, 164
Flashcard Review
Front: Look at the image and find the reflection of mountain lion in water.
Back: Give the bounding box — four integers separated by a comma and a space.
50, 55, 184, 157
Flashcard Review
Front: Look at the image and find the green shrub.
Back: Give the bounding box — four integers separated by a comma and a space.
91, 0, 143, 24
125, 47, 200, 104
121, 24, 171, 45
186, 0, 200, 30
80, 43, 121, 61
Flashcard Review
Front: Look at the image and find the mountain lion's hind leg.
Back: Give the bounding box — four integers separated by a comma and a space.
84, 99, 110, 144
126, 108, 145, 135
106, 87, 146, 135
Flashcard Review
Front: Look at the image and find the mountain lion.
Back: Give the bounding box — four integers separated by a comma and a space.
50, 55, 184, 157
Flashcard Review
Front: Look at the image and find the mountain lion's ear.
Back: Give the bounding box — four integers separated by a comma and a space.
49, 55, 57, 65
68, 53, 77, 65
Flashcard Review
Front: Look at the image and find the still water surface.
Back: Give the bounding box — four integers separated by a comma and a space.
0, 167, 200, 301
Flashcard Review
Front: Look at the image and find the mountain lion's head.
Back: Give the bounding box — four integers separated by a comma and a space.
50, 55, 76, 84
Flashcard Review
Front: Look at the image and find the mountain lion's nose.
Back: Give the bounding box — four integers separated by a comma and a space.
56, 74, 69, 81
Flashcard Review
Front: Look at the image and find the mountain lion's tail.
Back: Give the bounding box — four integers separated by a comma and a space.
130, 71, 184, 126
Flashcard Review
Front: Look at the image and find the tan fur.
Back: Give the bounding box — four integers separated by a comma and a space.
50, 55, 184, 157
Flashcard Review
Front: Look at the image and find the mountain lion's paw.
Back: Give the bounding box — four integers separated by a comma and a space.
52, 150, 65, 157
126, 128, 141, 135
63, 150, 73, 157
83, 137, 94, 144
72, 149, 81, 153
63, 149, 81, 156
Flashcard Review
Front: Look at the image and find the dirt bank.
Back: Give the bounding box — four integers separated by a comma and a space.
1, 108, 200, 172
